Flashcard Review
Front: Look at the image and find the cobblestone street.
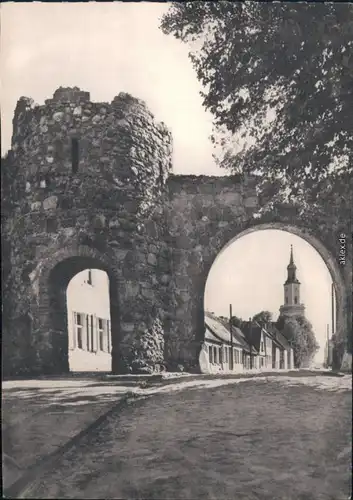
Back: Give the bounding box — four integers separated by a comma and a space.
5, 374, 351, 500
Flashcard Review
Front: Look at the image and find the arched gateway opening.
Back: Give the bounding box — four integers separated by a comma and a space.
165, 195, 350, 373
203, 228, 337, 373
32, 246, 120, 375
196, 223, 347, 371
165, 173, 351, 373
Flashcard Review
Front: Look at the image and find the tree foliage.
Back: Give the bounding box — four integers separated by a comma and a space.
230, 315, 244, 328
252, 310, 273, 326
276, 315, 319, 368
161, 3, 353, 209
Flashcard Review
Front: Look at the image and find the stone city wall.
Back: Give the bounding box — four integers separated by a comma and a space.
2, 87, 351, 375
164, 174, 352, 371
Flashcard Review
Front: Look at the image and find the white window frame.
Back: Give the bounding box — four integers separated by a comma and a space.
86, 314, 95, 353
98, 317, 105, 351
74, 312, 83, 350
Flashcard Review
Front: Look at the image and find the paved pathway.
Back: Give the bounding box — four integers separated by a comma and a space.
6, 374, 352, 500
2, 377, 134, 492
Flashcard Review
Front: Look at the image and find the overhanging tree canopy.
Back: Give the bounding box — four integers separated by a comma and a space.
276, 315, 320, 368
161, 2, 353, 206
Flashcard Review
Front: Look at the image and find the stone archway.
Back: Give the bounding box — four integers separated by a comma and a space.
29, 245, 121, 375
165, 175, 351, 372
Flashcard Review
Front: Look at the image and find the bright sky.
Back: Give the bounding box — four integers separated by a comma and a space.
1, 2, 218, 175
1, 3, 332, 363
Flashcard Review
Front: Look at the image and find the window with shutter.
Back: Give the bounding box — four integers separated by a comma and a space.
78, 313, 85, 350
85, 314, 94, 352
103, 319, 108, 352
75, 312, 83, 350
107, 320, 111, 353
91, 315, 95, 352
86, 315, 90, 351
104, 319, 109, 352
209, 345, 213, 364
98, 318, 104, 351
69, 312, 76, 350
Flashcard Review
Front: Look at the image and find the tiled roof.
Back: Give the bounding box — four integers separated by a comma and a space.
204, 312, 256, 353
204, 325, 224, 344
266, 322, 293, 351
227, 325, 255, 354
242, 320, 293, 352
205, 313, 241, 347
241, 322, 263, 351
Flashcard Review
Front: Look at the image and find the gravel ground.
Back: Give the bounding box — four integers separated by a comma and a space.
19, 375, 352, 500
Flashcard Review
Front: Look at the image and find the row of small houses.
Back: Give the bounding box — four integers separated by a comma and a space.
199, 312, 295, 374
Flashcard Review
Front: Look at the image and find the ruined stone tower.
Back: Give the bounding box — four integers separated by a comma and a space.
3, 87, 173, 376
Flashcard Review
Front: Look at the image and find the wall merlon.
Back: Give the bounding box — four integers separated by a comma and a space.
48, 86, 91, 104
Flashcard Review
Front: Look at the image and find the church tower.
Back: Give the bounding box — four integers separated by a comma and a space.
279, 245, 305, 317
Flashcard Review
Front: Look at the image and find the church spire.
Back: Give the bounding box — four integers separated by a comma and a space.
289, 244, 294, 265
285, 245, 300, 284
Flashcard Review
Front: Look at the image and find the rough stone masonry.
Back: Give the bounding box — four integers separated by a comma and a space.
2, 87, 351, 376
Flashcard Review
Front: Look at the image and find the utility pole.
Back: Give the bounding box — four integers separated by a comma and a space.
249, 317, 253, 369
326, 324, 330, 368
229, 304, 234, 371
